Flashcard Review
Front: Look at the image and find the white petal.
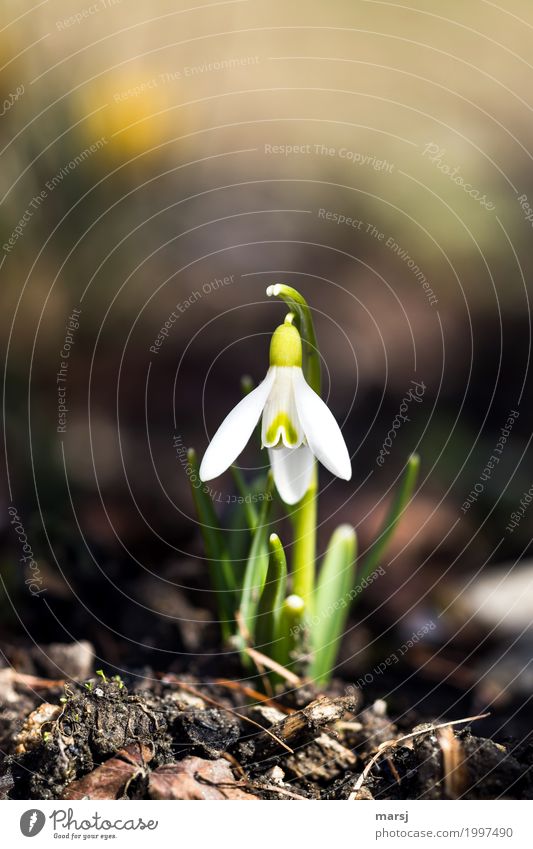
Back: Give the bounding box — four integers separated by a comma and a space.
199, 368, 275, 481
293, 369, 352, 480
268, 444, 315, 504
261, 366, 304, 448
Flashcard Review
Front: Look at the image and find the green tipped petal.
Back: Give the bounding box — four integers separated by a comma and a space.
265, 412, 300, 446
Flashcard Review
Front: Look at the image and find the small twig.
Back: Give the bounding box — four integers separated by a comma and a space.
215, 678, 294, 714
235, 612, 274, 696
336, 720, 363, 733
162, 676, 294, 755
196, 773, 309, 800
1, 669, 66, 689
235, 609, 252, 644
253, 783, 309, 800
244, 646, 302, 686
438, 725, 469, 799
385, 754, 401, 785
194, 774, 249, 789
254, 694, 357, 757
348, 712, 490, 799
221, 751, 247, 779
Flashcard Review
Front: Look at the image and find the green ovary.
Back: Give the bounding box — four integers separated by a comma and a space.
265, 412, 299, 446
269, 323, 302, 367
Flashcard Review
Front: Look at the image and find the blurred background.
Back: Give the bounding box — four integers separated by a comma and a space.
1, 0, 532, 738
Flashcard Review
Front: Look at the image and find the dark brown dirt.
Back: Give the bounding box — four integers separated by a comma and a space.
1, 667, 531, 801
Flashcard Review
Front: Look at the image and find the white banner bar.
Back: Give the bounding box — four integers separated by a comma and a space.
2, 799, 531, 848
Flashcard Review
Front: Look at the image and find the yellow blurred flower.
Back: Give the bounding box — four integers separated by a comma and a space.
80, 71, 176, 161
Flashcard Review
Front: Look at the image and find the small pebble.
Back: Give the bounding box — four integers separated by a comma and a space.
265, 765, 285, 785
373, 699, 387, 717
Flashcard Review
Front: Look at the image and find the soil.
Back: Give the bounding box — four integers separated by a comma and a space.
1, 658, 532, 801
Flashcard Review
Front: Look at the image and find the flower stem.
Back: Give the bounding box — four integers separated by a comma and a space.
290, 463, 317, 608
266, 286, 321, 611
266, 284, 321, 394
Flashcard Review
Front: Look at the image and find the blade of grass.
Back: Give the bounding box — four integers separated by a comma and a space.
308, 525, 357, 685
359, 453, 420, 583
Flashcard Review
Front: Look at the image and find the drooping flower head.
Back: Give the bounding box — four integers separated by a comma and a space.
199, 316, 351, 504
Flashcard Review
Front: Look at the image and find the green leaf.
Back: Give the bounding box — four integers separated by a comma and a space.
266, 284, 321, 394
230, 466, 259, 532
360, 453, 420, 583
238, 474, 274, 640
255, 533, 287, 651
226, 472, 271, 571
225, 499, 252, 569
308, 525, 357, 685
187, 449, 237, 638
273, 594, 306, 670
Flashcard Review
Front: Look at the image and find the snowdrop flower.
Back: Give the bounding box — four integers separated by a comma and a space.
199, 320, 351, 504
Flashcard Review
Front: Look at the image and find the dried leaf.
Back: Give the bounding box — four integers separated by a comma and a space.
61, 743, 153, 800
148, 757, 259, 800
